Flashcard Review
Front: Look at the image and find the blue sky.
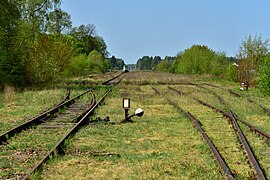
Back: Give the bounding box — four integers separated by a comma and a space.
62, 0, 270, 64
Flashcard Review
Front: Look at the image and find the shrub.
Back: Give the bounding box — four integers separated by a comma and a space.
258, 54, 270, 94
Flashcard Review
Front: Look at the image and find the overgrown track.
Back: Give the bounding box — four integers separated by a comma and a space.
0, 91, 94, 179
154, 84, 269, 179
168, 85, 268, 179
0, 88, 90, 145
23, 89, 113, 180
152, 87, 235, 179
0, 72, 125, 146
203, 83, 270, 117
102, 72, 125, 85
227, 89, 270, 117
0, 72, 124, 179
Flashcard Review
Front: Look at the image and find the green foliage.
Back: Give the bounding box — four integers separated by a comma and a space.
107, 56, 125, 70
236, 35, 269, 83
87, 50, 109, 73
237, 35, 269, 65
0, 0, 26, 87
26, 34, 74, 83
46, 9, 72, 34
136, 56, 162, 70
69, 24, 108, 56
0, 0, 109, 88
258, 54, 270, 94
66, 51, 109, 76
157, 59, 171, 72
176, 45, 217, 74
224, 64, 237, 81
66, 54, 88, 76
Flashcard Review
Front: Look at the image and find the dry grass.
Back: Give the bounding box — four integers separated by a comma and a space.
2, 71, 270, 179
41, 73, 226, 179
0, 89, 66, 134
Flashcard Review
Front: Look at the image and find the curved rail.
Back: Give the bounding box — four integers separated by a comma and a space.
23, 89, 111, 180
228, 111, 266, 179
0, 89, 91, 145
169, 86, 270, 141
228, 89, 270, 117
40, 88, 71, 113
102, 72, 125, 85
168, 86, 267, 179
152, 87, 235, 179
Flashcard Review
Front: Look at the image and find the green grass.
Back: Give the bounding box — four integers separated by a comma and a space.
41, 76, 224, 179
0, 89, 66, 134
1, 72, 270, 179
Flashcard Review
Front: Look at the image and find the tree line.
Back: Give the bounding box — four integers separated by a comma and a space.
135, 35, 270, 94
0, 0, 123, 89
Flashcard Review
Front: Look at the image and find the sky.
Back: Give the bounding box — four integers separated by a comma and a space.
61, 0, 270, 64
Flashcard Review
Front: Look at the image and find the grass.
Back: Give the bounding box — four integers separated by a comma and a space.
0, 88, 66, 134
1, 71, 270, 179
41, 74, 225, 179
0, 85, 99, 179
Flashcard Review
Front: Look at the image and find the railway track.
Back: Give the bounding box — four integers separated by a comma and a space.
0, 72, 124, 179
152, 84, 270, 179
202, 82, 270, 117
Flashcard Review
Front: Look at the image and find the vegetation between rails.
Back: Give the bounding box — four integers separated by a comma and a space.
0, 72, 269, 179
40, 72, 269, 179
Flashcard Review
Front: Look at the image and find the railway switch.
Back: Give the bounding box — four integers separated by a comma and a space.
240, 81, 249, 91
121, 98, 144, 123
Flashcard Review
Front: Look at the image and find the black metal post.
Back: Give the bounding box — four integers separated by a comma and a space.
125, 109, 129, 119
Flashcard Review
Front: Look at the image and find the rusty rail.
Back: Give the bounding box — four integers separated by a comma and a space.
169, 86, 270, 141
168, 85, 268, 179
228, 110, 266, 179
0, 88, 90, 145
102, 72, 125, 85
23, 88, 114, 180
152, 87, 235, 179
228, 89, 270, 117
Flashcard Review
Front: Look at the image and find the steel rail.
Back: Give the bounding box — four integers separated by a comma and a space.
152, 87, 235, 180
22, 89, 112, 180
0, 89, 91, 145
193, 96, 270, 141
39, 88, 70, 113
228, 110, 266, 180
169, 86, 270, 141
228, 89, 270, 117
168, 86, 268, 179
202, 83, 270, 117
102, 72, 125, 85
54, 88, 71, 107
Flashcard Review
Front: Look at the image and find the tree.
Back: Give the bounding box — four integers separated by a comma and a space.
25, 34, 75, 83
70, 24, 108, 56
136, 56, 161, 70
157, 59, 171, 72
107, 56, 125, 70
0, 0, 26, 87
46, 8, 72, 34
21, 0, 62, 41
237, 35, 269, 65
176, 45, 217, 74
236, 35, 269, 82
258, 54, 270, 94
87, 50, 109, 73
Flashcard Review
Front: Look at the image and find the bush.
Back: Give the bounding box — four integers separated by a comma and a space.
25, 34, 75, 83
87, 50, 109, 73
157, 59, 171, 72
66, 54, 88, 76
66, 50, 109, 77
258, 54, 270, 94
174, 45, 220, 75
